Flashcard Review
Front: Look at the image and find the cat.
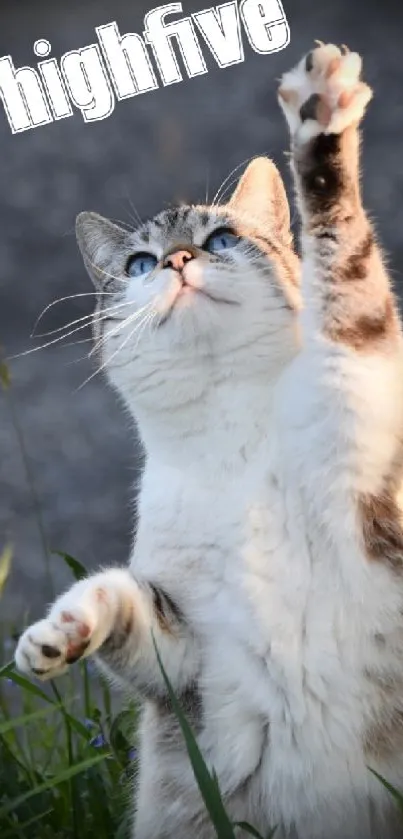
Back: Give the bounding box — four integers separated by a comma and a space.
15, 44, 403, 839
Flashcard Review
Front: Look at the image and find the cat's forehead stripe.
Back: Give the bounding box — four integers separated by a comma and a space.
132, 206, 235, 255
145, 206, 211, 241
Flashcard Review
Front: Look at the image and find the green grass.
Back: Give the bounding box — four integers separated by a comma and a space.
0, 542, 138, 839
0, 647, 138, 838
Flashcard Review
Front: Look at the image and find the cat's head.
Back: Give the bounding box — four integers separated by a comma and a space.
76, 158, 300, 415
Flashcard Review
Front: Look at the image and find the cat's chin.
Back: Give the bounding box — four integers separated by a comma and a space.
167, 284, 202, 312
155, 285, 238, 330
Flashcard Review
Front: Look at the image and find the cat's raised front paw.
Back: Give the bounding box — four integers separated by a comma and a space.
278, 43, 373, 142
14, 579, 117, 680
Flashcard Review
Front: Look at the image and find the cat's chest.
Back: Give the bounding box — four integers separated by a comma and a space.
134, 460, 319, 651
133, 459, 356, 640
134, 462, 263, 582
133, 459, 403, 760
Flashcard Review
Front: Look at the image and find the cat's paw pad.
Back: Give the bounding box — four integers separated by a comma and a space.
278, 43, 373, 141
15, 586, 112, 680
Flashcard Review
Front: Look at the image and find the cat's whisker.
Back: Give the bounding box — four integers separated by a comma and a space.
119, 309, 158, 368
89, 305, 152, 361
8, 310, 128, 361
130, 312, 155, 355
8, 324, 93, 361
86, 259, 130, 287
64, 337, 94, 348
205, 166, 210, 205
114, 307, 156, 356
64, 344, 96, 366
212, 156, 254, 207
78, 307, 156, 391
214, 176, 244, 207
109, 216, 135, 233
34, 298, 136, 339
89, 303, 152, 358
62, 339, 98, 366
126, 214, 138, 230
125, 194, 144, 229
31, 292, 116, 337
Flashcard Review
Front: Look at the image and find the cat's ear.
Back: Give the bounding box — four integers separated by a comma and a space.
76, 212, 127, 289
229, 157, 292, 246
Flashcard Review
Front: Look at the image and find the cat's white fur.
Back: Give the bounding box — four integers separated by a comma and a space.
16, 45, 403, 838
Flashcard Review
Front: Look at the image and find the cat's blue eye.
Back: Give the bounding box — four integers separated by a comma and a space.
203, 228, 239, 255
126, 253, 158, 278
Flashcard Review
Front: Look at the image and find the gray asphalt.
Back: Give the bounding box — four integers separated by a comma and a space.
1, 0, 403, 626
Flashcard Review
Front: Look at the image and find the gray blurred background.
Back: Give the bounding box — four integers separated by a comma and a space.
1, 0, 403, 626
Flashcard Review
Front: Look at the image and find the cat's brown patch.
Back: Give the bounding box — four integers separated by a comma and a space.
296, 133, 346, 216
363, 667, 403, 760
299, 93, 331, 127
364, 705, 403, 761
150, 584, 183, 636
278, 88, 299, 108
154, 683, 203, 730
246, 232, 299, 301
65, 639, 90, 664
326, 296, 395, 350
339, 231, 374, 282
295, 128, 364, 228
102, 604, 135, 654
358, 492, 403, 571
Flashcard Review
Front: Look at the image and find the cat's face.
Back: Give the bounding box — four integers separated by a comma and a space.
76, 158, 300, 410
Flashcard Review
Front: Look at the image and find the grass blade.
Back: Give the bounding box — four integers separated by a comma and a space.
0, 753, 108, 818
4, 384, 54, 599
0, 355, 11, 389
2, 809, 53, 839
51, 681, 90, 740
0, 660, 14, 678
0, 544, 12, 595
152, 635, 235, 839
369, 768, 403, 814
0, 668, 89, 739
81, 661, 92, 719
53, 550, 87, 581
233, 823, 265, 838
0, 704, 61, 735
232, 824, 277, 839
50, 681, 79, 839
1, 669, 56, 703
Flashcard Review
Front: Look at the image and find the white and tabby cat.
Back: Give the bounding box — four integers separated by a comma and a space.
15, 45, 403, 839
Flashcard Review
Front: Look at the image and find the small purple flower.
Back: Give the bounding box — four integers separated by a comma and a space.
128, 748, 138, 762
90, 733, 107, 748
84, 718, 96, 730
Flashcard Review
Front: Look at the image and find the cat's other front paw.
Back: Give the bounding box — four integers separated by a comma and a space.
278, 42, 373, 142
14, 579, 117, 680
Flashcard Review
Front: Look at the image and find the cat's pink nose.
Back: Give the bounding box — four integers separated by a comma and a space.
163, 249, 194, 272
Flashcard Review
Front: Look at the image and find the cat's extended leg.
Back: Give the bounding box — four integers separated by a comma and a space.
278, 43, 396, 357
278, 44, 403, 563
14, 567, 198, 697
